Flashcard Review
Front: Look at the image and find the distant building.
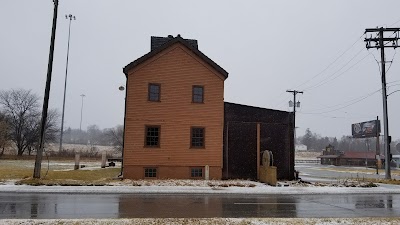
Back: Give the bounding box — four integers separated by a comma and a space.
318, 145, 383, 167
295, 144, 307, 151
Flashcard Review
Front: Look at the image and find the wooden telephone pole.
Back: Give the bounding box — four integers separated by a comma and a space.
364, 27, 400, 179
33, 0, 59, 178
286, 90, 303, 152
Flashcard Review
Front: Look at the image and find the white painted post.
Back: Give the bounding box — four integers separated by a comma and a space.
101, 151, 107, 168
74, 153, 80, 170
205, 165, 210, 180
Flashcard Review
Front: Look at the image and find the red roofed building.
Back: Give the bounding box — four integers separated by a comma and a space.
318, 150, 383, 167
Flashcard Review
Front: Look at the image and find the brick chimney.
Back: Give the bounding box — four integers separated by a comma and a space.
150, 35, 198, 51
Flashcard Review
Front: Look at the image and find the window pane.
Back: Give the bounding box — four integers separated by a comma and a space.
149, 84, 160, 101
191, 168, 203, 177
191, 128, 204, 147
193, 86, 203, 103
146, 126, 159, 146
145, 168, 157, 178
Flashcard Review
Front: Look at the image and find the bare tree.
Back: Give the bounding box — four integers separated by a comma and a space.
0, 89, 60, 156
25, 108, 60, 155
87, 124, 102, 145
0, 111, 10, 156
104, 125, 124, 153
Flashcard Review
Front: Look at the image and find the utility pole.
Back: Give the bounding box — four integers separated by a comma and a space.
33, 0, 59, 179
59, 14, 76, 153
365, 27, 400, 179
286, 90, 303, 149
79, 94, 85, 131
376, 116, 380, 175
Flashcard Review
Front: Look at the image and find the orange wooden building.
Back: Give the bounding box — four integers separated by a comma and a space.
122, 35, 228, 179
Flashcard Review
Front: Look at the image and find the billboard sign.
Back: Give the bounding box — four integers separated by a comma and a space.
352, 120, 380, 138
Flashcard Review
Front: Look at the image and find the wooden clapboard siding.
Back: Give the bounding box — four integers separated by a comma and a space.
123, 42, 225, 178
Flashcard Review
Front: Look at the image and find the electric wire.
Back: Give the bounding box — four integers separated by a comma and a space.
387, 80, 400, 84
290, 33, 365, 90
275, 96, 292, 109
390, 18, 400, 27
303, 49, 369, 91
275, 33, 365, 108
300, 88, 382, 115
301, 88, 380, 113
368, 49, 382, 74
385, 49, 397, 74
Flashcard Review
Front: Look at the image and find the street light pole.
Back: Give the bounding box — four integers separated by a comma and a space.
33, 0, 59, 179
119, 85, 126, 177
79, 94, 85, 131
59, 14, 76, 153
287, 90, 303, 148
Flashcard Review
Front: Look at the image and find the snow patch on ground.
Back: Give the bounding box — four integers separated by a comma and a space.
111, 179, 260, 187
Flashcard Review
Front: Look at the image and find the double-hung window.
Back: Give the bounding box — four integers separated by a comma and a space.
192, 85, 204, 103
148, 83, 160, 101
145, 126, 160, 147
191, 127, 205, 148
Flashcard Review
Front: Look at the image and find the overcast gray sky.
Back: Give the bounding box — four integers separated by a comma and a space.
1, 1, 399, 140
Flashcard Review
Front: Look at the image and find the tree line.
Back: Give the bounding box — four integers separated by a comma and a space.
298, 128, 400, 154
62, 125, 123, 152
0, 89, 123, 156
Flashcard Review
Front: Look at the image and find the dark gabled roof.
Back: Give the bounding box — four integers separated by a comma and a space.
123, 35, 228, 79
224, 101, 290, 114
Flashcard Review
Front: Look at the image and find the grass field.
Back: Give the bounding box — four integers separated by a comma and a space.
0, 159, 121, 185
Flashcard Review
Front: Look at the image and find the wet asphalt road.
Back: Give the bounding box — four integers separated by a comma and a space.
296, 163, 400, 182
1, 193, 399, 219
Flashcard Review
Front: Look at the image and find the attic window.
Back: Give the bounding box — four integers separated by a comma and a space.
192, 85, 204, 103
148, 83, 160, 101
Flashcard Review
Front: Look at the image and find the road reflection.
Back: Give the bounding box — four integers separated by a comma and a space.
355, 195, 392, 209
118, 194, 297, 218
0, 193, 399, 219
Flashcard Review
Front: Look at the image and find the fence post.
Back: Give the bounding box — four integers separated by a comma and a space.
74, 153, 80, 170
205, 165, 209, 180
101, 151, 107, 168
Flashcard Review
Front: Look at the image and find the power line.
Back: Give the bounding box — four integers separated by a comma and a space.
386, 49, 397, 74
291, 33, 365, 90
390, 18, 400, 27
301, 88, 382, 114
274, 96, 292, 108
303, 49, 369, 91
387, 80, 400, 84
365, 26, 400, 179
367, 49, 382, 74
302, 88, 380, 112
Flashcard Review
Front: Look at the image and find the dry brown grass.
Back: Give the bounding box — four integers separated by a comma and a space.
0, 159, 120, 185
15, 168, 121, 186
360, 178, 400, 185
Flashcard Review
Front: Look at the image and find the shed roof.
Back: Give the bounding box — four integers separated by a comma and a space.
123, 35, 228, 79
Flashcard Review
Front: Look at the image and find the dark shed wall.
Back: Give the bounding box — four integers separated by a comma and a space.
223, 102, 294, 180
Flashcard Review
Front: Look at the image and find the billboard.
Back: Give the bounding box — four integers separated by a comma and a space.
352, 120, 380, 138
